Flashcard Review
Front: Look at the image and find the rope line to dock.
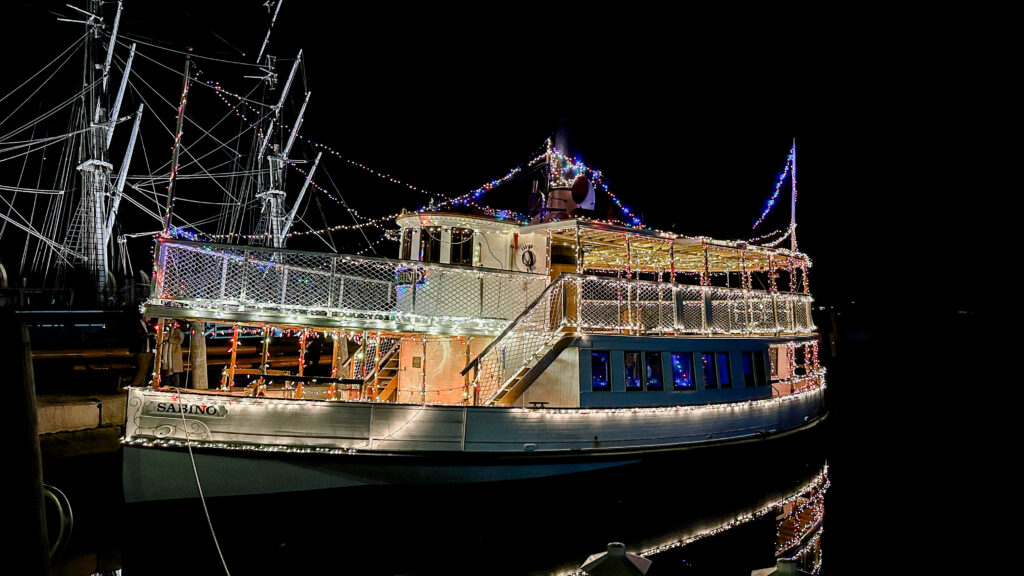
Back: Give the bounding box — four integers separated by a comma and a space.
175, 381, 232, 576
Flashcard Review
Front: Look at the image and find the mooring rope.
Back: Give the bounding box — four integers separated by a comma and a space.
175, 334, 231, 575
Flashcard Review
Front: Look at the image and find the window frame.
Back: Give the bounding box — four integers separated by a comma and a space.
671, 351, 695, 391
716, 351, 732, 388
701, 352, 718, 389
591, 350, 611, 392
450, 227, 474, 266
419, 226, 442, 263
644, 351, 663, 391
624, 351, 643, 391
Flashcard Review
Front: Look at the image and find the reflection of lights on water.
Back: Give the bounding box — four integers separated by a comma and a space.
555, 465, 829, 576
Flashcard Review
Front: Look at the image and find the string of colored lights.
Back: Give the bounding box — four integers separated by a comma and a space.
199, 79, 535, 237
547, 141, 643, 228
201, 77, 773, 246
776, 489, 826, 555
748, 227, 787, 243
354, 233, 395, 255
199, 77, 813, 261
752, 146, 794, 230
211, 82, 637, 231
208, 78, 538, 212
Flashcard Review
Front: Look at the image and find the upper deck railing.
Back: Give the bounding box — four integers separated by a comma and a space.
147, 239, 548, 335
465, 274, 815, 403
146, 239, 814, 341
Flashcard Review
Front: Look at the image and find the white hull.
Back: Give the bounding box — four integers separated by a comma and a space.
122, 386, 825, 501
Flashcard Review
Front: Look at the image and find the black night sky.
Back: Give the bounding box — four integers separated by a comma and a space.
4, 2, 989, 573
5, 0, 983, 316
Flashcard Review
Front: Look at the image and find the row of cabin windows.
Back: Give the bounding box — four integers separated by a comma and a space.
590, 350, 769, 392
399, 227, 474, 265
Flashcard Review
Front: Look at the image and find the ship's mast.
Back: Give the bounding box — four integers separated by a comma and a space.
72, 0, 113, 296
66, 0, 138, 301
256, 47, 315, 248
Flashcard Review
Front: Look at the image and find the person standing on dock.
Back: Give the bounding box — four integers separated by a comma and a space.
129, 313, 155, 387
161, 322, 186, 388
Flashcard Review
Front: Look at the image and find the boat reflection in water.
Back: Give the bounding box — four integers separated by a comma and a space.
123, 432, 827, 575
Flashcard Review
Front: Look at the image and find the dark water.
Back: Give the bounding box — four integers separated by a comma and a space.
46, 430, 828, 575
43, 300, 940, 575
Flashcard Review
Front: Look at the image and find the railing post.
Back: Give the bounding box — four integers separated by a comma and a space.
154, 241, 168, 298
472, 365, 479, 406
772, 294, 780, 335
479, 276, 484, 317
327, 258, 336, 316
744, 288, 751, 334
280, 262, 289, 304
239, 250, 250, 302
561, 278, 567, 323
219, 252, 228, 300
703, 287, 712, 335
575, 277, 582, 328
411, 267, 418, 313
726, 290, 733, 333
671, 285, 679, 334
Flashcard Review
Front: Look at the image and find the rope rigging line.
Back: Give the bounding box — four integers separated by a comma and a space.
123, 74, 245, 209
319, 162, 378, 254
115, 30, 266, 69
0, 126, 96, 159
0, 184, 64, 195
206, 75, 536, 234
118, 56, 271, 200
0, 76, 102, 143
0, 32, 88, 108
116, 54, 260, 180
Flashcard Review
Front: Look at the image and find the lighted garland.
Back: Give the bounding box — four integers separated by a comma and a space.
199, 77, 813, 266
547, 142, 643, 228
752, 145, 794, 230
748, 227, 788, 244
204, 77, 717, 244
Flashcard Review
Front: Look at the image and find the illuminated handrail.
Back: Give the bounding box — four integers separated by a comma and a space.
466, 274, 817, 404
148, 238, 548, 334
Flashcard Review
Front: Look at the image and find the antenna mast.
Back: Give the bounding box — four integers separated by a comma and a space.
790, 138, 797, 251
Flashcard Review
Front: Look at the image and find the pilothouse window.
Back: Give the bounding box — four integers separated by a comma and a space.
419, 226, 442, 263
450, 227, 474, 266
400, 229, 413, 260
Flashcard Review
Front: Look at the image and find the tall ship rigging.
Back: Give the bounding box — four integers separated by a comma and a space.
0, 3, 826, 504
